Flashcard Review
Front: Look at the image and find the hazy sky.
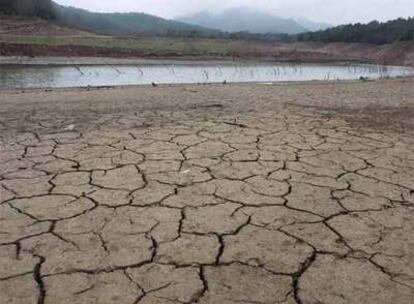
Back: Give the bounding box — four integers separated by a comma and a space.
55, 0, 414, 25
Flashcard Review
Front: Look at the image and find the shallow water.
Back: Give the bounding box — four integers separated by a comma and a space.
1, 62, 413, 89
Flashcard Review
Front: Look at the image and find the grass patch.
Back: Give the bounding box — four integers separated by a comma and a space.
0, 34, 284, 57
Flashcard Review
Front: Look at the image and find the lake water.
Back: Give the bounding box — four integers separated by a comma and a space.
1, 62, 413, 89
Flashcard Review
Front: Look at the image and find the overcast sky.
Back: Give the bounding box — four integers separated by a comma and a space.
55, 0, 414, 25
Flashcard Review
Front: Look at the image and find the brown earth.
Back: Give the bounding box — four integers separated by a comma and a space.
1, 41, 413, 67
1, 78, 414, 303
1, 16, 413, 66
0, 16, 94, 36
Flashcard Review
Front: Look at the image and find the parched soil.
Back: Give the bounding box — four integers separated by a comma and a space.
1, 78, 414, 304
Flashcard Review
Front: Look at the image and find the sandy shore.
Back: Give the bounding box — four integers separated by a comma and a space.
1, 78, 414, 303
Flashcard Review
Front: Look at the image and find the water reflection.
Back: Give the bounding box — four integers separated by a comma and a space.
0, 62, 413, 89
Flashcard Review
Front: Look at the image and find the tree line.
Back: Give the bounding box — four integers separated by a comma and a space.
297, 18, 414, 44
0, 0, 56, 20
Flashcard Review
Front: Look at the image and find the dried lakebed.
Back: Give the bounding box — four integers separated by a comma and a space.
0, 78, 414, 303
1, 61, 414, 88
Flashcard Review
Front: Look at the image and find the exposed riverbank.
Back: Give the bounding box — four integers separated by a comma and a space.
1, 40, 413, 67
1, 77, 414, 134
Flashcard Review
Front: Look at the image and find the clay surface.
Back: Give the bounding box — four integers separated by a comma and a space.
1, 79, 414, 303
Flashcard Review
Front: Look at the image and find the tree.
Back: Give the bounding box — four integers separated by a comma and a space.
0, 0, 55, 19
297, 17, 414, 44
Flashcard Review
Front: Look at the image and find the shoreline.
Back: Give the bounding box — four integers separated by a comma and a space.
0, 55, 380, 66
1, 77, 413, 135
1, 74, 414, 93
0, 40, 412, 68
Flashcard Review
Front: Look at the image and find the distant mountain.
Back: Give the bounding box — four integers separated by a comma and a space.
295, 17, 332, 31
0, 0, 220, 37
54, 5, 221, 36
176, 7, 308, 34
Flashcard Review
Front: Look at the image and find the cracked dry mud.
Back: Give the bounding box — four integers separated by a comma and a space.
1, 78, 414, 304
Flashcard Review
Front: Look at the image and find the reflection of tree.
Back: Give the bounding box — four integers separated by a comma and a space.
0, 65, 64, 89
0, 63, 411, 89
0, 66, 30, 89
0, 66, 11, 88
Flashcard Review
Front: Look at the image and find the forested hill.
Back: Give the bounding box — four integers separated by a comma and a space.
0, 0, 220, 36
0, 0, 56, 19
54, 5, 220, 36
297, 18, 414, 44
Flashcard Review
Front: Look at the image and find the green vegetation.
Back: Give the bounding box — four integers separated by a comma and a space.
0, 34, 273, 57
0, 0, 56, 19
0, 0, 219, 37
52, 5, 220, 37
298, 18, 414, 44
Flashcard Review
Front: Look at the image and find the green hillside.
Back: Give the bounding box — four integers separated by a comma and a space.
53, 5, 220, 36
0, 0, 220, 36
0, 0, 55, 19
298, 18, 414, 44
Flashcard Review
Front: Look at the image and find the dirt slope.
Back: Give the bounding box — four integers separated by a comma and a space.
0, 15, 95, 36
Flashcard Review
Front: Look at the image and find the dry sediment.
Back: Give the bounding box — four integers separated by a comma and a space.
1, 78, 414, 303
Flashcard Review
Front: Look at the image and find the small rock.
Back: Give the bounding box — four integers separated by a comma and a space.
63, 124, 75, 131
